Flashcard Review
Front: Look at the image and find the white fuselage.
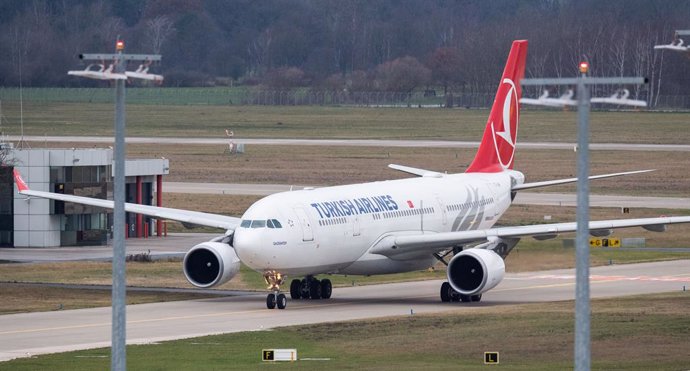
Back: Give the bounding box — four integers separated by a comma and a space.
233, 170, 521, 277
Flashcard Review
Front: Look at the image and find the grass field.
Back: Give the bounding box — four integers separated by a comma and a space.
2, 101, 690, 144
24, 141, 690, 197
1, 292, 688, 370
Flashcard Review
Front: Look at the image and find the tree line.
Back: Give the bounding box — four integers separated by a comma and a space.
1, 0, 689, 104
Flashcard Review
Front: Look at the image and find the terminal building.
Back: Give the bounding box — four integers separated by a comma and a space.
0, 147, 169, 247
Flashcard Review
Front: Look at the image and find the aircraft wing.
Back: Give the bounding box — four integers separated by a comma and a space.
13, 170, 240, 230
370, 216, 690, 258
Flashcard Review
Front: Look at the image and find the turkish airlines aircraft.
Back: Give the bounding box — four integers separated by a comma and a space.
14, 40, 690, 310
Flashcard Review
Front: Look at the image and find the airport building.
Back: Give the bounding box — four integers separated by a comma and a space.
0, 147, 169, 247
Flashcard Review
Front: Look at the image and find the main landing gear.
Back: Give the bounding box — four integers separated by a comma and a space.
289, 276, 332, 300
264, 271, 287, 310
440, 281, 482, 303
263, 272, 333, 309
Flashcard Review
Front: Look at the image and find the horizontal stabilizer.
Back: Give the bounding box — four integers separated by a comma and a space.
512, 169, 654, 191
388, 164, 444, 178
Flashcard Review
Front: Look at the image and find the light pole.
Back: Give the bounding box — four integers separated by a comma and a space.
521, 67, 646, 371
68, 39, 161, 371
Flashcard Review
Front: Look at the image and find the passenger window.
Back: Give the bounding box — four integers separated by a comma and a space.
251, 220, 266, 228
272, 219, 282, 228
240, 220, 251, 228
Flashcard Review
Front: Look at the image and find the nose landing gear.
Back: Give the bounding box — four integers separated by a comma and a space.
264, 271, 287, 309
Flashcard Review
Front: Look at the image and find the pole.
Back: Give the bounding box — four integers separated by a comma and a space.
522, 67, 645, 371
156, 174, 162, 237
68, 40, 160, 371
574, 69, 591, 371
112, 40, 127, 371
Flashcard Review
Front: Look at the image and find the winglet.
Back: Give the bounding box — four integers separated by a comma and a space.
13, 169, 29, 192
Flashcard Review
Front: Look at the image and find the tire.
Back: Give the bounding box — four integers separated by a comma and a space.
470, 294, 482, 302
310, 279, 322, 299
320, 279, 332, 299
290, 279, 301, 299
440, 282, 452, 302
300, 279, 310, 299
459, 294, 471, 303
266, 293, 277, 309
277, 293, 287, 309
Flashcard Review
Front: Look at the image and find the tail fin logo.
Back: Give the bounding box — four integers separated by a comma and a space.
490, 78, 519, 170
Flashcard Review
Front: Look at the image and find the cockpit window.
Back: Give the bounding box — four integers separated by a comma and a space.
267, 219, 283, 228
241, 219, 282, 229
250, 220, 266, 228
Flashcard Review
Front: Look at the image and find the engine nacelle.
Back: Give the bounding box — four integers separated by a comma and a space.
183, 241, 241, 288
447, 248, 505, 296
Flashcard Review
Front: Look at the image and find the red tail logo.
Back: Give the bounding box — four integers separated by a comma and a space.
466, 40, 527, 173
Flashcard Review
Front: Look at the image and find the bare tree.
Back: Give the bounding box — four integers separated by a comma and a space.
610, 26, 628, 78
146, 15, 175, 54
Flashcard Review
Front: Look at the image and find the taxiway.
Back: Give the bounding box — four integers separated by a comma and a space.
0, 260, 688, 362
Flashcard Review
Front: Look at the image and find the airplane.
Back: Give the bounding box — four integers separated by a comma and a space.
654, 38, 690, 52
521, 88, 646, 108
125, 64, 164, 83
67, 64, 127, 80
14, 40, 690, 310
520, 89, 576, 107
590, 89, 646, 107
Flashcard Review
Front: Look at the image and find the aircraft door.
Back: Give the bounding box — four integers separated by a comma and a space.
293, 207, 314, 241
352, 215, 361, 236
436, 195, 447, 225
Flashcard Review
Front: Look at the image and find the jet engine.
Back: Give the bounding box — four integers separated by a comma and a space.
183, 241, 241, 288
447, 248, 505, 296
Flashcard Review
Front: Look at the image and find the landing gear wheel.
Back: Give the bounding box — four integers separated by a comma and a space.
300, 279, 311, 299
266, 293, 277, 309
470, 294, 482, 302
459, 294, 472, 303
440, 282, 452, 302
276, 293, 287, 309
320, 279, 332, 299
310, 280, 322, 299
290, 279, 301, 299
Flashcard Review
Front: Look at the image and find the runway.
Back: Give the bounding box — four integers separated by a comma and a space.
8, 135, 690, 151
163, 181, 690, 210
0, 260, 688, 362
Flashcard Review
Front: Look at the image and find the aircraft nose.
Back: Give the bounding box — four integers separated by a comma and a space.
233, 229, 270, 270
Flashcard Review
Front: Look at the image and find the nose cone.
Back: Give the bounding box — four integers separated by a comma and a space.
233, 228, 267, 271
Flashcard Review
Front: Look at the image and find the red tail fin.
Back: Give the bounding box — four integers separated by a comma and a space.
466, 40, 528, 173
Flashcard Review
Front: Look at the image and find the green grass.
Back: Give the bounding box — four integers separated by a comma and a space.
2, 100, 690, 144
2, 292, 688, 370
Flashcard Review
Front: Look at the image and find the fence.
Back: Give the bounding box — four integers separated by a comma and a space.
1, 87, 689, 110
